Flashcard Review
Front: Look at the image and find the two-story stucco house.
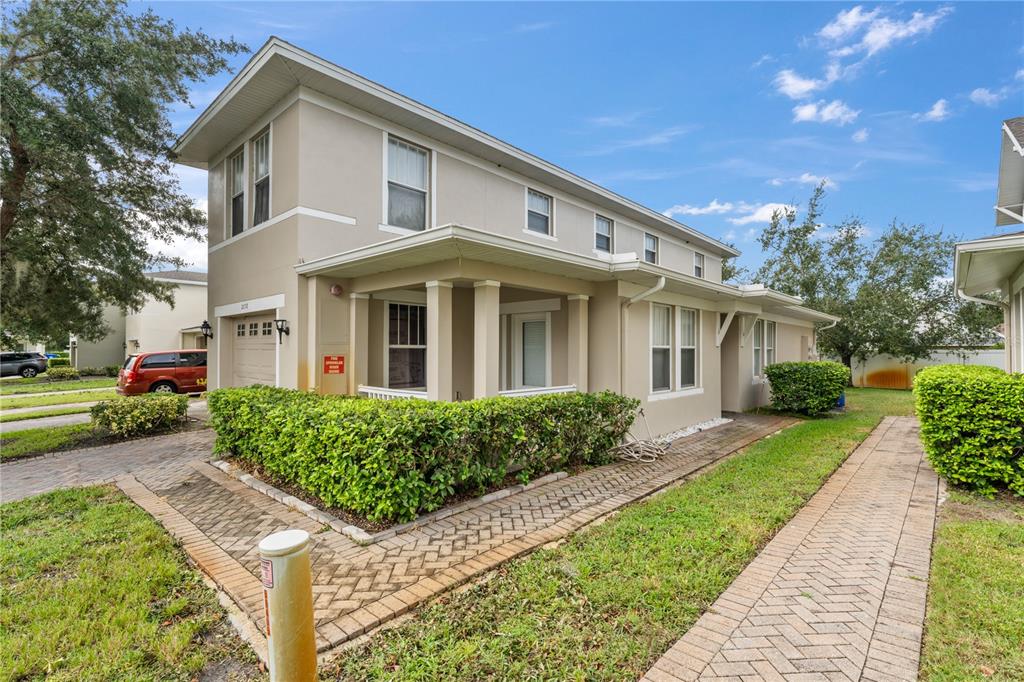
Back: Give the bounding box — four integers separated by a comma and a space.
173, 38, 836, 436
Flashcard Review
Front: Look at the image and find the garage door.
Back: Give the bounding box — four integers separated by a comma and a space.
232, 314, 275, 386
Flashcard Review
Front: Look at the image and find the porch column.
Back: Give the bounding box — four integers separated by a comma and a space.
426, 280, 453, 401
567, 294, 589, 392
347, 293, 370, 395
473, 280, 501, 398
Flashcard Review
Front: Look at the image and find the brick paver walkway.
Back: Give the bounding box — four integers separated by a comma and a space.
643, 416, 938, 682
115, 413, 794, 655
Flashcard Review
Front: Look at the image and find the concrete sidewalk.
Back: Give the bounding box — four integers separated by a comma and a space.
642, 416, 938, 682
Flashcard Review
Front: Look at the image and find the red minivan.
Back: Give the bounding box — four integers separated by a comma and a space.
117, 350, 207, 395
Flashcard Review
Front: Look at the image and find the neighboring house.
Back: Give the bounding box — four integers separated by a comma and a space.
954, 117, 1024, 374
173, 38, 835, 436
70, 271, 209, 368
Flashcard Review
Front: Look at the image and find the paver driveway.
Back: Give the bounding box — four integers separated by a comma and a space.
643, 416, 938, 682
113, 413, 795, 657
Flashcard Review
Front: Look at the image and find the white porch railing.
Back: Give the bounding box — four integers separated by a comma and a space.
498, 384, 577, 398
357, 385, 428, 400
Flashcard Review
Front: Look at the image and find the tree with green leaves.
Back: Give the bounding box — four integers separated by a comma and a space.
753, 184, 1002, 371
1, 0, 245, 347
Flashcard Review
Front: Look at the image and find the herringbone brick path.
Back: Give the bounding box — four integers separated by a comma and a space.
642, 416, 938, 682
119, 413, 793, 653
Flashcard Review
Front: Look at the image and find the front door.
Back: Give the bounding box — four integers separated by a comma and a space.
511, 313, 549, 389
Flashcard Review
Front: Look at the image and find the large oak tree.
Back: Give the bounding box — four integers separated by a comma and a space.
1, 0, 244, 346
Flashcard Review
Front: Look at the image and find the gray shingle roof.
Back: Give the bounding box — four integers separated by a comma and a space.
144, 270, 207, 283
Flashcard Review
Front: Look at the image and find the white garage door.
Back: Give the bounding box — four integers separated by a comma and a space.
232, 314, 275, 386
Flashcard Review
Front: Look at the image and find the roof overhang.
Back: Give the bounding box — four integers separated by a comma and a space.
175, 37, 738, 258
295, 224, 837, 323
996, 118, 1024, 227
954, 232, 1024, 296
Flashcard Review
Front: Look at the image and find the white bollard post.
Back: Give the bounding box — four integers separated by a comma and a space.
258, 529, 317, 682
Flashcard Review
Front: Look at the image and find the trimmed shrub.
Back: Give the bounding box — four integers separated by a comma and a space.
47, 357, 70, 367
207, 387, 639, 522
103, 365, 121, 377
765, 361, 850, 415
45, 366, 80, 381
79, 366, 102, 376
914, 365, 1024, 496
91, 394, 190, 438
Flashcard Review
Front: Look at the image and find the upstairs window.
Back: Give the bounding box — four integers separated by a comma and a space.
651, 304, 672, 392
527, 189, 552, 235
388, 136, 429, 231
228, 150, 245, 237
694, 252, 705, 278
595, 214, 613, 252
252, 131, 270, 226
644, 233, 659, 264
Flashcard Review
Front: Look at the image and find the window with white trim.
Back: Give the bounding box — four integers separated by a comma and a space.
527, 189, 552, 235
261, 321, 273, 336
753, 319, 764, 377
388, 303, 426, 389
679, 308, 699, 388
387, 136, 429, 231
251, 130, 270, 226
765, 321, 777, 367
644, 233, 659, 264
595, 214, 613, 252
651, 303, 672, 392
694, 252, 705, 279
228, 150, 245, 237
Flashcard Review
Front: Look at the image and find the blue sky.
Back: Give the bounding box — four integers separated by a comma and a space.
156, 2, 1024, 274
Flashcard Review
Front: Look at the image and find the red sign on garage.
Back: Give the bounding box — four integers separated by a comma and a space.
323, 355, 345, 374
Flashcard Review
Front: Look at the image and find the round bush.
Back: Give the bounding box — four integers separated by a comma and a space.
765, 361, 850, 415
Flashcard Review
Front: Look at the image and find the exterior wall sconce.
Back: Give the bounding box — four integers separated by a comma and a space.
200, 320, 214, 339
274, 318, 290, 344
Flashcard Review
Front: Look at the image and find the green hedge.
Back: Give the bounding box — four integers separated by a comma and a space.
914, 365, 1024, 496
765, 361, 850, 415
207, 387, 638, 522
91, 394, 190, 438
47, 357, 70, 367
104, 365, 121, 377
46, 366, 80, 381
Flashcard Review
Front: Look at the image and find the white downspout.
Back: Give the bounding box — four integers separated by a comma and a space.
956, 288, 1009, 311
620, 277, 666, 394
812, 318, 838, 360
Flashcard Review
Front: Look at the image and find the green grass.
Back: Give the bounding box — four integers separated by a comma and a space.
921, 490, 1024, 681
0, 405, 92, 423
1, 389, 118, 410
0, 377, 117, 395
326, 387, 915, 681
0, 486, 261, 681
0, 423, 95, 461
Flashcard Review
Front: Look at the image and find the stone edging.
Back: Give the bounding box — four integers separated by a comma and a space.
210, 459, 568, 546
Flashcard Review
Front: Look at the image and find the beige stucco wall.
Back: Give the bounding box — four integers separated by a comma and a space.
720, 317, 815, 412
125, 283, 207, 355
73, 304, 127, 368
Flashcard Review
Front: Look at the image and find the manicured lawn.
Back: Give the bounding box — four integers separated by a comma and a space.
0, 377, 117, 395
327, 387, 915, 680
921, 490, 1024, 681
0, 405, 91, 423
1, 389, 118, 410
0, 423, 95, 461
0, 486, 261, 681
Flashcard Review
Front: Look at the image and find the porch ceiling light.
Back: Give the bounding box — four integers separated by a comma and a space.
200, 319, 214, 339
274, 318, 290, 344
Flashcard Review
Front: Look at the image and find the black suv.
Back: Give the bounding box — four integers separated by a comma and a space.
0, 352, 50, 378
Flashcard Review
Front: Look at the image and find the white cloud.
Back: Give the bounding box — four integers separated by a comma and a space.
969, 87, 1005, 107
914, 98, 950, 122
663, 199, 734, 218
829, 7, 953, 59
513, 21, 554, 33
818, 6, 881, 42
773, 67, 840, 99
751, 54, 775, 68
722, 229, 737, 242
582, 125, 697, 156
852, 127, 870, 143
1017, 68, 1024, 81
729, 203, 797, 226
770, 173, 838, 190
792, 99, 860, 125
585, 110, 650, 128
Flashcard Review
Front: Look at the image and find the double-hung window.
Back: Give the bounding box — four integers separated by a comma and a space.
595, 214, 613, 252
228, 150, 245, 237
765, 321, 777, 367
388, 303, 427, 389
694, 252, 705, 278
679, 308, 698, 388
527, 189, 552, 235
753, 320, 764, 377
644, 233, 659, 264
651, 304, 672, 392
252, 130, 270, 226
387, 136, 429, 231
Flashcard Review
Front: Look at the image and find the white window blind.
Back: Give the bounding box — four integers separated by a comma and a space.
388, 137, 428, 231
766, 321, 777, 367
694, 252, 705, 278
595, 215, 613, 252
229, 151, 244, 236
521, 320, 547, 387
753, 319, 764, 377
527, 190, 551, 234
679, 308, 698, 388
652, 304, 671, 392
644, 233, 658, 264
252, 131, 270, 225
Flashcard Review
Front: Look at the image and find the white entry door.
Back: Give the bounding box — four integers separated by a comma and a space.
511, 313, 550, 389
